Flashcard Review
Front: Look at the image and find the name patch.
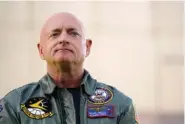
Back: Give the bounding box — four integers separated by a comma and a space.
87, 105, 115, 118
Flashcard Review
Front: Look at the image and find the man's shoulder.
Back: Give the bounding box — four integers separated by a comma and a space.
1, 82, 40, 112
2, 82, 40, 102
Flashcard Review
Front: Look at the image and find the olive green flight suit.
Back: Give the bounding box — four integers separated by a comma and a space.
0, 70, 139, 124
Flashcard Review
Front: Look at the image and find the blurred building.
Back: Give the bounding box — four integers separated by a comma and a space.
0, 1, 183, 124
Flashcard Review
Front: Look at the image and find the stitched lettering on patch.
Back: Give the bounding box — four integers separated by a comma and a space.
87, 105, 115, 118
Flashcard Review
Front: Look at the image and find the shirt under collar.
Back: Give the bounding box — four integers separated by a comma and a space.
39, 69, 97, 96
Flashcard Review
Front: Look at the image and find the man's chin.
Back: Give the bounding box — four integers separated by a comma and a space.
54, 56, 72, 62
55, 59, 71, 64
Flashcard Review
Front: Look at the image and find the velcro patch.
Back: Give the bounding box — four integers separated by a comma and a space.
0, 105, 3, 112
21, 97, 54, 119
87, 105, 115, 118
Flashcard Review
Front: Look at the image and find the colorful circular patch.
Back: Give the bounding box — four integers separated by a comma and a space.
88, 88, 113, 104
21, 97, 54, 119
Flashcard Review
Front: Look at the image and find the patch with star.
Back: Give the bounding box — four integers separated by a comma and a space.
88, 88, 113, 104
87, 105, 115, 118
21, 97, 54, 119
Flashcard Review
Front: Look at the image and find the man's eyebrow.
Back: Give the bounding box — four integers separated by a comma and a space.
50, 27, 79, 33
66, 27, 79, 32
51, 28, 61, 33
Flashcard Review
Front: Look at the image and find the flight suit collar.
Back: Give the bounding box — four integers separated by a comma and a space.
39, 69, 97, 96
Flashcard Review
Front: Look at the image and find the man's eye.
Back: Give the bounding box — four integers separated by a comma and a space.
70, 31, 79, 37
51, 32, 59, 37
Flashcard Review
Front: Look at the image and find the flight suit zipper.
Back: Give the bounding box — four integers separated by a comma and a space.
56, 88, 65, 124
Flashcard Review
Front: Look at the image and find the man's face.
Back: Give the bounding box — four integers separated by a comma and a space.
38, 13, 91, 65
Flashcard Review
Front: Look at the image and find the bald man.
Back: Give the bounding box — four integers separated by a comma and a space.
0, 12, 139, 124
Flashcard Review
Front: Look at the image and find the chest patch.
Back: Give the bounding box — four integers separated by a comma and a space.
87, 105, 115, 118
21, 97, 54, 119
88, 88, 113, 104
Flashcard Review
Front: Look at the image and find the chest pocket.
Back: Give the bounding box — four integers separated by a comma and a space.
87, 117, 117, 124
86, 87, 118, 124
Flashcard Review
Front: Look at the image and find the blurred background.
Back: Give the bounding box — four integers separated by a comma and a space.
0, 1, 183, 124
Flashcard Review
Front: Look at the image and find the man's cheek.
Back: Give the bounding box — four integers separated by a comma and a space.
80, 44, 87, 56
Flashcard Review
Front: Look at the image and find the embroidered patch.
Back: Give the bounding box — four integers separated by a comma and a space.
21, 97, 54, 119
0, 105, 3, 112
87, 105, 115, 118
88, 88, 113, 104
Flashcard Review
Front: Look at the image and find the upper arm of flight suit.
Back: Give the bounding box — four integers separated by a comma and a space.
0, 98, 19, 124
118, 100, 139, 124
0, 90, 20, 124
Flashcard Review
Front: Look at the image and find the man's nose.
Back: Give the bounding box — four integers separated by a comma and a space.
58, 31, 70, 45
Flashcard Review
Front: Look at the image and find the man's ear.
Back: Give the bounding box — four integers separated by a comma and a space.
85, 39, 92, 57
37, 43, 45, 60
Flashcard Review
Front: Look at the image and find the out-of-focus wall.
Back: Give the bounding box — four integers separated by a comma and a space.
0, 1, 183, 124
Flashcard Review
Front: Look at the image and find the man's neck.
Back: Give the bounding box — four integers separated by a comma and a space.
47, 64, 84, 88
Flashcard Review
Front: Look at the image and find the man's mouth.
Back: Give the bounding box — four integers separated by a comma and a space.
55, 48, 73, 53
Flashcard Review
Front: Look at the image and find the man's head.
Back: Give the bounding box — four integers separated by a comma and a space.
37, 12, 92, 69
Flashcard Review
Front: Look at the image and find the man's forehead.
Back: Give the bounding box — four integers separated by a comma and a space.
42, 13, 84, 33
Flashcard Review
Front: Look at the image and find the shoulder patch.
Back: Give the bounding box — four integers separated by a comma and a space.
0, 105, 3, 112
21, 97, 54, 119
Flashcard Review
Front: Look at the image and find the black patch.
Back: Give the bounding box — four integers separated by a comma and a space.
21, 97, 53, 119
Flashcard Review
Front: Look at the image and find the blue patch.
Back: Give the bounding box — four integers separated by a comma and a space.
0, 105, 3, 112
87, 105, 115, 118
